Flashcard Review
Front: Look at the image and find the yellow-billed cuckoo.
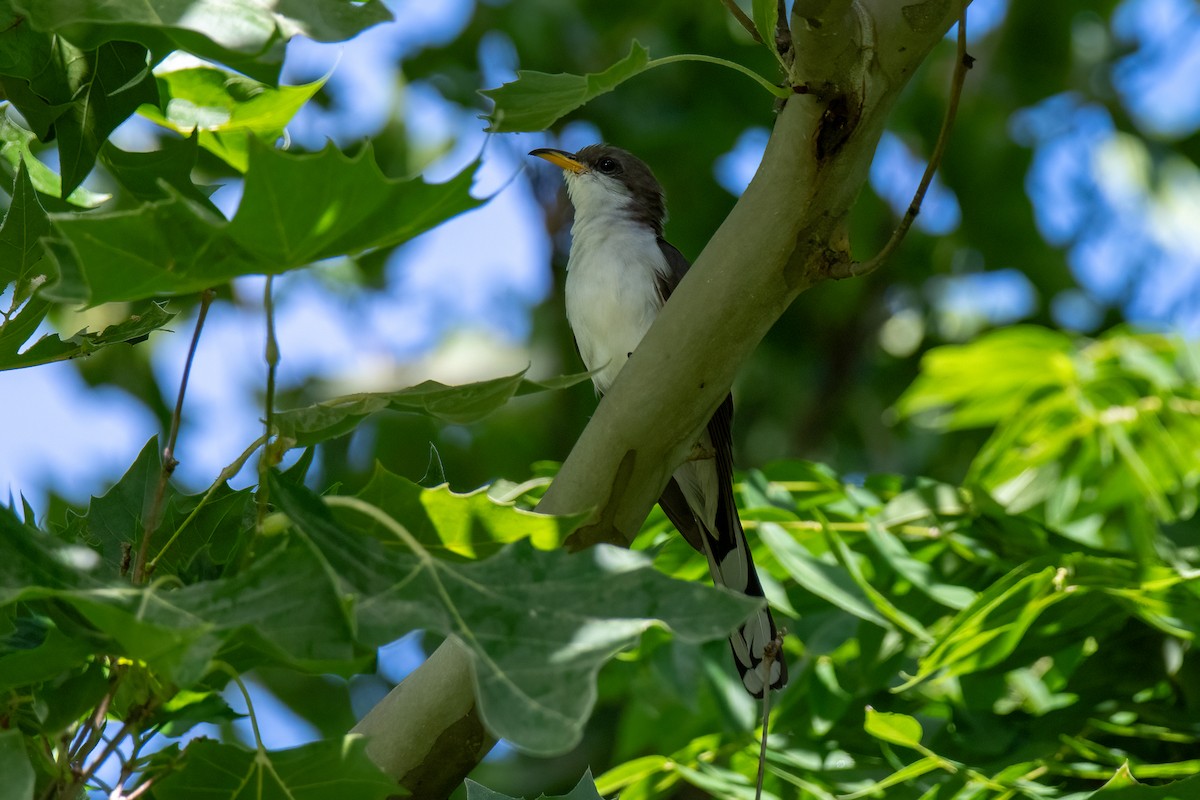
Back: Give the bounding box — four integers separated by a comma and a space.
531, 144, 787, 697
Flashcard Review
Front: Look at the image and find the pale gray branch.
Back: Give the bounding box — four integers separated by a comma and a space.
353, 2, 969, 794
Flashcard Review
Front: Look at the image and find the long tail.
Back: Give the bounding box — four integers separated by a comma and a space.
658, 395, 788, 697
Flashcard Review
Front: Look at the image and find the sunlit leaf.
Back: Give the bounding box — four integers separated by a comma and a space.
141, 66, 327, 171
864, 707, 924, 748
345, 463, 584, 559
12, 0, 392, 84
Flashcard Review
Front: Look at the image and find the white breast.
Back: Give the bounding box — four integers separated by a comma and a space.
565, 213, 668, 394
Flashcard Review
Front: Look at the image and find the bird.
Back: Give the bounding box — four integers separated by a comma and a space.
530, 143, 787, 697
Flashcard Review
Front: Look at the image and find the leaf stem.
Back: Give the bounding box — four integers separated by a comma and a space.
134, 289, 216, 583
835, 4, 972, 279
213, 661, 265, 752
257, 276, 280, 531
646, 55, 790, 98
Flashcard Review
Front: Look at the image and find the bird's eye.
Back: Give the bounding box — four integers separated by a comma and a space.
596, 157, 619, 174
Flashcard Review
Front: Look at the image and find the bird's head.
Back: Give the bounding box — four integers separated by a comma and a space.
530, 144, 666, 234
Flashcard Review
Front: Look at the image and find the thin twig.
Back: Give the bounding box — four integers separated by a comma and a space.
721, 0, 762, 42
256, 276, 280, 530
755, 633, 783, 800
133, 289, 216, 583
120, 773, 160, 800
69, 665, 120, 763
65, 719, 136, 798
835, 4, 972, 280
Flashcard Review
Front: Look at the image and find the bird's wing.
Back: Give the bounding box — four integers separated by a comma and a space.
654, 237, 691, 304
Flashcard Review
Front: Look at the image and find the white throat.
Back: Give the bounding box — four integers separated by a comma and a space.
562, 173, 669, 394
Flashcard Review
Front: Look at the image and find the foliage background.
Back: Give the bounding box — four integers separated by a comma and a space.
1, 0, 1199, 798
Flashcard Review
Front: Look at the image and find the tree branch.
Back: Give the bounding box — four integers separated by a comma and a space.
353, 1, 970, 792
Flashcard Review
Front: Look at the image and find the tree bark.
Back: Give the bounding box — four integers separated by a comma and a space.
356, 1, 969, 795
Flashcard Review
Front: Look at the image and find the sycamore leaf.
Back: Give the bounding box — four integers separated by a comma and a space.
12, 0, 392, 84
0, 114, 110, 208
141, 66, 327, 171
272, 475, 763, 756
466, 770, 604, 800
62, 436, 252, 579
0, 158, 50, 291
2, 499, 370, 686
0, 731, 34, 800
273, 369, 593, 445
152, 736, 396, 800
0, 34, 159, 195
0, 298, 174, 372
45, 142, 483, 305
345, 463, 585, 559
481, 40, 651, 133
99, 134, 219, 212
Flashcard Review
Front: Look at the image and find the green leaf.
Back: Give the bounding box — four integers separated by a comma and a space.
274, 369, 594, 445
272, 476, 764, 756
864, 707, 924, 748
99, 134, 219, 211
466, 770, 604, 800
482, 40, 652, 133
757, 521, 892, 630
894, 326, 1074, 429
838, 755, 945, 800
0, 614, 92, 691
900, 563, 1065, 690
0, 35, 159, 195
1080, 773, 1200, 798
12, 0, 393, 84
0, 298, 174, 372
141, 66, 327, 171
821, 519, 933, 642
0, 730, 34, 800
2, 494, 367, 686
152, 736, 396, 800
45, 142, 484, 304
0, 157, 50, 292
0, 113, 110, 207
346, 463, 584, 559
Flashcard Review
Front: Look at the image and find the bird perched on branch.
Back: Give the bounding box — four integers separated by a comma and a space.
530, 144, 787, 697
